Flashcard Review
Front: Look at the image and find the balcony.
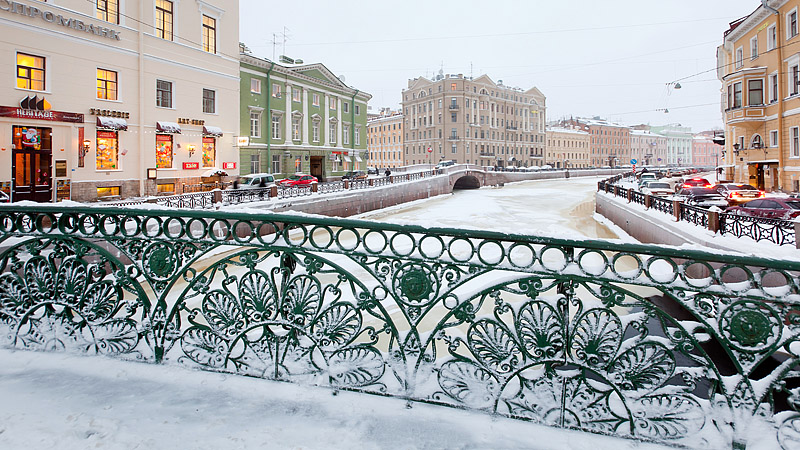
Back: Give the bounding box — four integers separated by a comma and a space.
448, 135, 460, 141
449, 104, 460, 110
725, 104, 766, 123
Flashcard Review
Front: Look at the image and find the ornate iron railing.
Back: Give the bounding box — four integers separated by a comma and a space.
156, 192, 216, 209
649, 195, 675, 216
720, 213, 797, 247
348, 180, 370, 190
222, 187, 272, 205
680, 204, 709, 229
318, 181, 344, 194
277, 185, 313, 199
0, 204, 798, 449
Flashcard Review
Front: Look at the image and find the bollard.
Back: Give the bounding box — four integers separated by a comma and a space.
627, 189, 633, 203
673, 201, 682, 222
344, 180, 349, 190
270, 186, 278, 198
311, 183, 318, 193
212, 189, 222, 204
708, 210, 720, 233
644, 194, 651, 209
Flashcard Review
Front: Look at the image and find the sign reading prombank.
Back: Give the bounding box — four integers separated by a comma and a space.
0, 0, 122, 41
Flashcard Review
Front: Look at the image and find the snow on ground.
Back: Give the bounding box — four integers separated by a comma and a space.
0, 349, 671, 450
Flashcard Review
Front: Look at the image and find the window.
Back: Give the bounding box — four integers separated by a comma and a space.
312, 121, 320, 142
355, 104, 360, 115
343, 125, 350, 145
330, 97, 336, 110
748, 79, 763, 105
789, 9, 798, 39
770, 73, 779, 103
733, 82, 742, 108
96, 0, 119, 24
343, 102, 349, 113
156, 80, 172, 108
97, 186, 120, 198
16, 53, 45, 91
793, 127, 800, 158
96, 131, 118, 170
156, 134, 173, 169
249, 111, 261, 138
202, 15, 216, 53
272, 84, 281, 98
750, 36, 758, 59
293, 88, 301, 102
329, 122, 337, 144
292, 116, 301, 141
735, 47, 743, 69
452, 143, 457, 154
791, 64, 800, 96
312, 93, 319, 106
202, 137, 215, 167
272, 154, 280, 173
770, 130, 779, 147
155, 0, 173, 41
202, 89, 215, 114
451, 83, 457, 91
96, 69, 118, 100
768, 24, 777, 50
250, 153, 259, 174
271, 115, 281, 140
355, 127, 360, 145
251, 78, 261, 94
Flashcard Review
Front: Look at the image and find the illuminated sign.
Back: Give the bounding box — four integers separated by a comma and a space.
236, 136, 250, 147
222, 162, 237, 170
183, 162, 200, 170
0, 106, 83, 123
0, 0, 122, 40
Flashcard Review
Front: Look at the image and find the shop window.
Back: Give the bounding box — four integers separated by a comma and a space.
16, 52, 45, 91
156, 134, 173, 168
97, 69, 118, 100
156, 79, 172, 108
202, 137, 215, 167
156, 0, 173, 41
96, 131, 119, 170
96, 0, 119, 24
97, 186, 120, 198
202, 15, 216, 53
78, 127, 85, 168
157, 183, 175, 194
203, 89, 216, 114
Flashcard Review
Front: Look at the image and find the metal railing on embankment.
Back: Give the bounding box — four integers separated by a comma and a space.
598, 175, 799, 248
0, 203, 799, 449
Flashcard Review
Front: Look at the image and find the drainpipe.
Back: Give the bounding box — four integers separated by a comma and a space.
138, 0, 146, 197
351, 90, 358, 169
763, 0, 784, 190
265, 61, 275, 175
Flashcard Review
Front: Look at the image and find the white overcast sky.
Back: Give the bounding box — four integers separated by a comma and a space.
240, 0, 760, 132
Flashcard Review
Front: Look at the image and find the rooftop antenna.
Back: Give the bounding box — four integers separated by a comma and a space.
270, 32, 279, 61
271, 27, 291, 61
470, 62, 473, 79
282, 26, 291, 56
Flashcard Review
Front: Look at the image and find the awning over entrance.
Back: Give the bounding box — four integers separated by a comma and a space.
747, 159, 779, 165
156, 121, 182, 134
355, 156, 363, 162
343, 156, 352, 162
203, 126, 223, 137
201, 168, 228, 177
96, 116, 128, 131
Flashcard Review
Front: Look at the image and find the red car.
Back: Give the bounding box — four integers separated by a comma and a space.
278, 174, 318, 186
725, 198, 800, 220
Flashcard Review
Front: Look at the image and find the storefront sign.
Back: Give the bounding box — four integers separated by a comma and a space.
0, 105, 83, 123
90, 108, 130, 119
236, 136, 250, 147
1, 0, 121, 40
222, 162, 237, 170
183, 162, 200, 170
178, 118, 205, 125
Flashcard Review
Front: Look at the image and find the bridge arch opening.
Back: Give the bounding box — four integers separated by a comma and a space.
453, 175, 481, 190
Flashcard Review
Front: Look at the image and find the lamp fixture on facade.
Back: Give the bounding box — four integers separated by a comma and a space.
82, 139, 91, 152
187, 144, 196, 157
673, 82, 682, 89
733, 143, 741, 156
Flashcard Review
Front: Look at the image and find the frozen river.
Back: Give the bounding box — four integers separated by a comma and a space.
359, 175, 619, 240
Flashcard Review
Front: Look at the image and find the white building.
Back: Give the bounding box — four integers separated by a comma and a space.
0, 0, 239, 202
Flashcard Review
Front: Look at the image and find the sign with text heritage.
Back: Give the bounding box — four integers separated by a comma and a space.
0, 106, 83, 123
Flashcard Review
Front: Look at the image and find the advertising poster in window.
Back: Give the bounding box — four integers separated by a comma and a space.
156, 134, 173, 168
21, 127, 41, 150
56, 179, 70, 202
202, 137, 215, 168
96, 131, 118, 170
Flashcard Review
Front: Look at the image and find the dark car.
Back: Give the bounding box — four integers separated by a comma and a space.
713, 183, 764, 205
726, 198, 800, 220
675, 177, 712, 191
341, 170, 368, 181
366, 167, 379, 175
278, 174, 318, 186
675, 187, 729, 208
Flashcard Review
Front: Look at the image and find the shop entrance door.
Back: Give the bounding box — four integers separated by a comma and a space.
310, 156, 323, 181
12, 126, 53, 202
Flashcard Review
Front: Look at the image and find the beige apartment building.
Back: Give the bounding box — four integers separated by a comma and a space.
367, 110, 403, 169
401, 73, 546, 169
630, 129, 668, 166
546, 127, 590, 168
0, 0, 239, 202
559, 118, 630, 167
718, 0, 800, 191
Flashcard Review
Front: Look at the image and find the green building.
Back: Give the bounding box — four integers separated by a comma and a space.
239, 48, 371, 180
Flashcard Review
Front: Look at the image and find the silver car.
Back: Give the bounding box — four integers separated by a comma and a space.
236, 173, 276, 189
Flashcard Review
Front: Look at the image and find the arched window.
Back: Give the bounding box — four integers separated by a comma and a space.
751, 134, 763, 149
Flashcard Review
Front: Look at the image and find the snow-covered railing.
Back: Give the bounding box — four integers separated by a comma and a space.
0, 204, 798, 449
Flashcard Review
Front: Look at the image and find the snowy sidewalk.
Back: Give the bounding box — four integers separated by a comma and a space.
0, 349, 672, 450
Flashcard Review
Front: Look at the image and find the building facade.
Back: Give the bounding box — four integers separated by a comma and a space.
630, 129, 668, 166
238, 51, 371, 180
560, 118, 631, 167
401, 73, 546, 168
0, 0, 240, 202
367, 110, 403, 169
717, 0, 800, 191
545, 127, 590, 168
649, 124, 693, 167
692, 131, 724, 167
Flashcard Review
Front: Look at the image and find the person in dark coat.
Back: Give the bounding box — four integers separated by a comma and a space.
385, 168, 391, 177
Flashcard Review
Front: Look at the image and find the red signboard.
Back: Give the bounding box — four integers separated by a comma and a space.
0, 106, 84, 123
223, 162, 237, 169
183, 162, 200, 170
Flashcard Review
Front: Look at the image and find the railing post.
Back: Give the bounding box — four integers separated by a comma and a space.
605, 183, 610, 193
795, 222, 800, 250
311, 183, 319, 193
368, 179, 374, 187
627, 188, 633, 203
673, 201, 682, 222
708, 210, 719, 233
212, 189, 222, 204
389, 175, 394, 183
344, 180, 350, 190
270, 186, 278, 198
644, 194, 651, 209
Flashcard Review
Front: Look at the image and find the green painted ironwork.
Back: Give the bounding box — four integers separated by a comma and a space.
0, 204, 799, 448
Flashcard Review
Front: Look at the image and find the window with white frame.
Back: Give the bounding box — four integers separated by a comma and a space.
792, 127, 800, 157
748, 79, 763, 105
770, 130, 779, 147
271, 115, 281, 140
312, 120, 320, 142
156, 79, 172, 108
330, 97, 336, 110
791, 63, 800, 96
251, 78, 261, 94
329, 122, 337, 144
751, 134, 763, 149
355, 104, 360, 115
789, 8, 798, 39
272, 84, 281, 98
202, 89, 216, 114
768, 24, 777, 50
770, 72, 779, 102
292, 88, 301, 102
312, 93, 319, 106
343, 102, 349, 113
343, 124, 350, 145
735, 47, 743, 69
272, 155, 281, 174
250, 153, 259, 174
249, 111, 261, 138
292, 116, 301, 141
750, 36, 758, 59
355, 127, 360, 145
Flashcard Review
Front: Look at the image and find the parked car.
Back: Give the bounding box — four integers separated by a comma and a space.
278, 174, 318, 186
725, 198, 800, 220
341, 170, 367, 181
674, 187, 729, 208
676, 177, 712, 191
234, 173, 275, 189
366, 167, 378, 175
641, 181, 673, 197
436, 160, 456, 169
713, 183, 765, 205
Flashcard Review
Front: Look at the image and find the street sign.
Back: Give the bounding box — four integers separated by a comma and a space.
427, 147, 432, 153
630, 159, 637, 165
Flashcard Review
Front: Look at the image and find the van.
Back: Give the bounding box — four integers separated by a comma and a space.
235, 173, 276, 189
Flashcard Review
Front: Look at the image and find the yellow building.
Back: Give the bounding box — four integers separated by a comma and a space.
718, 0, 800, 191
